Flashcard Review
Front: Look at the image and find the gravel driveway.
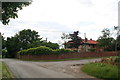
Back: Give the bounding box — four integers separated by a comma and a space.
2, 58, 101, 79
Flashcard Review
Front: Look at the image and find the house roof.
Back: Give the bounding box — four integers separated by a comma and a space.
66, 39, 98, 45
82, 39, 98, 44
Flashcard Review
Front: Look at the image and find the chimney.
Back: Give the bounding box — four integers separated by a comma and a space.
46, 38, 47, 42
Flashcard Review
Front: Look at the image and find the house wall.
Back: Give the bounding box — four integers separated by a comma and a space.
16, 51, 119, 60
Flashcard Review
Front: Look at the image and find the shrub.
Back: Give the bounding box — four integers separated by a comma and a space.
2, 50, 8, 58
18, 49, 28, 55
88, 48, 96, 52
115, 56, 120, 63
54, 49, 74, 54
35, 46, 53, 55
18, 46, 53, 55
18, 46, 75, 55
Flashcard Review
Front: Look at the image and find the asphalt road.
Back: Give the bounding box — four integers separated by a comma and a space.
2, 58, 101, 78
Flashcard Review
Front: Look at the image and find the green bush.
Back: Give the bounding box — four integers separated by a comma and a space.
114, 56, 120, 63
18, 46, 75, 55
53, 49, 74, 54
35, 46, 53, 55
18, 46, 53, 55
88, 48, 96, 52
18, 49, 27, 55
2, 50, 8, 58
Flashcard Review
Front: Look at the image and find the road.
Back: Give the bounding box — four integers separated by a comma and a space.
2, 58, 101, 78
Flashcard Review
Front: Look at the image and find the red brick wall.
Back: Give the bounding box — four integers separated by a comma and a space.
16, 51, 120, 60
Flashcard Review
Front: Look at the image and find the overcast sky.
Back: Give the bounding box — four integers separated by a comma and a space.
0, 0, 119, 43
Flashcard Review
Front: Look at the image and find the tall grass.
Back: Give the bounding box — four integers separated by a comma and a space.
81, 62, 119, 80
1, 62, 14, 78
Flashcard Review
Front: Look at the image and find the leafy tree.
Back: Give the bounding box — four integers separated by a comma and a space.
5, 29, 59, 57
43, 41, 59, 49
61, 33, 70, 48
5, 29, 41, 57
68, 31, 82, 49
117, 35, 120, 50
1, 34, 6, 49
31, 40, 59, 49
2, 2, 32, 25
15, 29, 41, 49
6, 37, 20, 57
97, 28, 115, 51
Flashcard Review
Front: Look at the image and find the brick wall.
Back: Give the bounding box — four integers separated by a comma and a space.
16, 51, 120, 60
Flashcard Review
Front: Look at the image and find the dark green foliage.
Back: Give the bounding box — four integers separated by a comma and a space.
6, 37, 20, 58
2, 2, 32, 25
68, 31, 82, 49
18, 46, 53, 55
88, 48, 96, 52
117, 35, 120, 50
15, 29, 41, 49
2, 49, 7, 58
29, 40, 59, 49
4, 29, 59, 57
97, 28, 117, 51
2, 35, 6, 49
5, 29, 41, 58
54, 49, 74, 54
18, 46, 75, 55
114, 56, 120, 63
33, 46, 53, 55
40, 41, 59, 49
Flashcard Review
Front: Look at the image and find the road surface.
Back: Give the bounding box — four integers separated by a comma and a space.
2, 58, 101, 78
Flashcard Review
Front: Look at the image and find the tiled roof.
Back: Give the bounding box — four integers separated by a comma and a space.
67, 39, 98, 45
82, 39, 98, 44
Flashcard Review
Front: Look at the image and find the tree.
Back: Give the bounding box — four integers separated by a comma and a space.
61, 33, 70, 48
2, 2, 32, 25
68, 31, 82, 49
15, 29, 41, 49
43, 41, 59, 49
117, 35, 120, 50
5, 29, 41, 57
1, 34, 6, 49
6, 36, 20, 57
31, 40, 59, 49
97, 28, 115, 51
5, 29, 59, 57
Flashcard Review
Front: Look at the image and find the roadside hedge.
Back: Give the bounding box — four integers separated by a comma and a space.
53, 49, 74, 55
18, 46, 75, 55
88, 48, 96, 52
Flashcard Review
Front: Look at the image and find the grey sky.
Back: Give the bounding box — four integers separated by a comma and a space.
0, 0, 119, 43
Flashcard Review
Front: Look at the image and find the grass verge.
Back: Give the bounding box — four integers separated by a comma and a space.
0, 62, 2, 79
0, 62, 14, 79
18, 57, 100, 62
81, 62, 119, 80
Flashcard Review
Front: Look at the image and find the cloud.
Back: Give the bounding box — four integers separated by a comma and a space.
0, 0, 119, 43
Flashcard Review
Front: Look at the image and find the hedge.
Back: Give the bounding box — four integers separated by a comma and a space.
88, 48, 96, 52
18, 46, 75, 55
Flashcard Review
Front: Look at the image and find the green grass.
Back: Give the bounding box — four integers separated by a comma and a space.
81, 62, 119, 80
18, 57, 100, 62
0, 62, 14, 79
0, 62, 2, 79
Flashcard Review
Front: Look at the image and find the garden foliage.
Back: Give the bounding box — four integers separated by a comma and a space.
18, 46, 75, 55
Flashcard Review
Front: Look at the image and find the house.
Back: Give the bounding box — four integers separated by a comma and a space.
66, 38, 101, 52
78, 39, 98, 52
